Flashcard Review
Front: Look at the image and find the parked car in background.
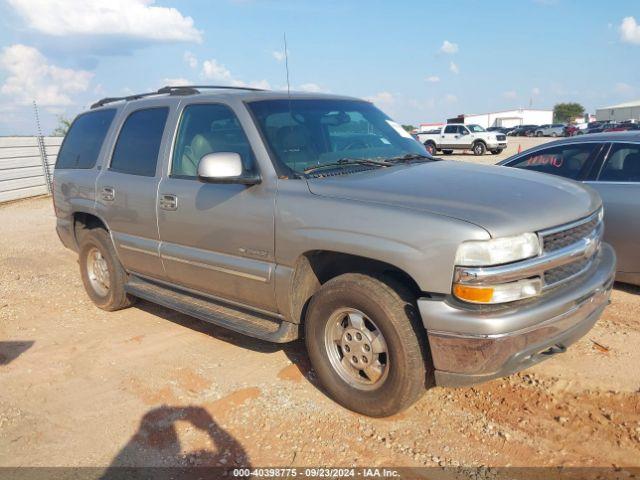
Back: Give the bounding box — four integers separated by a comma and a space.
487, 126, 513, 134
417, 123, 507, 155
564, 124, 583, 137
604, 123, 640, 132
579, 121, 610, 135
500, 132, 640, 286
535, 124, 566, 137
509, 125, 538, 137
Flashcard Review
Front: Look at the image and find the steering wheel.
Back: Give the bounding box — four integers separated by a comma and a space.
343, 140, 368, 151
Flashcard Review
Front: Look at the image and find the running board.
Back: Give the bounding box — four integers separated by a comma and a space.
125, 276, 299, 343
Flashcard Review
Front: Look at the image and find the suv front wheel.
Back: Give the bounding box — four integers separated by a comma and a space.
79, 228, 136, 311
305, 273, 429, 417
472, 141, 486, 156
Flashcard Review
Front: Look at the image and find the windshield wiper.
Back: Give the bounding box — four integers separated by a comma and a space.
303, 158, 391, 174
383, 153, 440, 163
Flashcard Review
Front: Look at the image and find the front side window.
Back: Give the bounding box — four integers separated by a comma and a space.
56, 109, 116, 169
599, 143, 640, 182
508, 143, 599, 180
247, 99, 426, 174
172, 103, 255, 177
110, 107, 169, 177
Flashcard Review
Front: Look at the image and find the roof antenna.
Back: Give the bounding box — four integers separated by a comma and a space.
283, 32, 300, 176
284, 32, 291, 96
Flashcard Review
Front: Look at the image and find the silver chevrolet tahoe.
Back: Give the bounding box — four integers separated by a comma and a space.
53, 86, 616, 417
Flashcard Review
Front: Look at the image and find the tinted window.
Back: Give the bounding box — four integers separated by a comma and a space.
172, 104, 255, 177
443, 125, 457, 134
55, 109, 116, 169
599, 143, 640, 182
110, 107, 169, 176
247, 99, 426, 173
508, 143, 599, 180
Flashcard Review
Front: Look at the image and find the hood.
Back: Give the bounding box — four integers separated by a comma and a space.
306, 161, 601, 238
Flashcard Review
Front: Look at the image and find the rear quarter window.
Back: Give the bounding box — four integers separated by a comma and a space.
507, 143, 600, 180
55, 109, 116, 169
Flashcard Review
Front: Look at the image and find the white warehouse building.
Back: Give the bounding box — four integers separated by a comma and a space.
596, 100, 640, 122
447, 108, 553, 129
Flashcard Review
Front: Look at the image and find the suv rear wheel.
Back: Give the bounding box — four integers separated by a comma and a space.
424, 142, 436, 155
79, 228, 136, 311
305, 273, 429, 417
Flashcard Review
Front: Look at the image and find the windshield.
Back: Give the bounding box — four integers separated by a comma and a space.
247, 99, 428, 174
467, 124, 485, 133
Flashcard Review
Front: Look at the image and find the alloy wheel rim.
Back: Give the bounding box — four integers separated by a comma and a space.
324, 308, 389, 390
86, 247, 110, 297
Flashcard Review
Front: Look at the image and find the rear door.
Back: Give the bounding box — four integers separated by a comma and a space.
156, 101, 277, 311
585, 142, 640, 277
440, 125, 459, 149
95, 101, 174, 280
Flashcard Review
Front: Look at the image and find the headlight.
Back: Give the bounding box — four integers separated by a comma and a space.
455, 232, 541, 267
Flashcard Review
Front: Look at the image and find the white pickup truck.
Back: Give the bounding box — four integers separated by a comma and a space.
417, 123, 508, 156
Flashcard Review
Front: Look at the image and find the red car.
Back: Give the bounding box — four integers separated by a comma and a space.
604, 123, 640, 132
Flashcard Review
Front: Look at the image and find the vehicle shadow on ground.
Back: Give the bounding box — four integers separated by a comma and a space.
0, 340, 34, 365
135, 300, 317, 383
614, 281, 640, 295
100, 405, 251, 478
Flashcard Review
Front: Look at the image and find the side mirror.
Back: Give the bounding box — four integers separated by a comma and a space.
197, 152, 260, 185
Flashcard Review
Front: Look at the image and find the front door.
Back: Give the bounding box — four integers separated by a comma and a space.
157, 102, 277, 312
95, 104, 171, 280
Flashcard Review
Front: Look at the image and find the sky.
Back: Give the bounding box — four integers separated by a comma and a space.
0, 0, 639, 135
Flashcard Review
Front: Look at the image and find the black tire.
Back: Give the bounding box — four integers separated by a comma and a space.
442, 149, 453, 155
305, 273, 429, 417
536, 131, 543, 137
490, 149, 503, 155
551, 132, 558, 137
424, 142, 436, 156
472, 141, 486, 156
79, 227, 136, 311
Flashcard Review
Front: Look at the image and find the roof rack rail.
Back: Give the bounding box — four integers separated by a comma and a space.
90, 84, 267, 109
158, 85, 267, 94
90, 91, 159, 109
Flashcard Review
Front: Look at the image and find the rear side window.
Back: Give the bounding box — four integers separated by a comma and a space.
599, 143, 640, 182
443, 125, 457, 134
55, 109, 116, 169
110, 107, 169, 176
507, 143, 600, 180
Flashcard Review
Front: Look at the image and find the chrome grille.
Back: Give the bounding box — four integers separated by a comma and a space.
540, 210, 602, 287
544, 258, 590, 285
496, 134, 506, 141
543, 214, 600, 253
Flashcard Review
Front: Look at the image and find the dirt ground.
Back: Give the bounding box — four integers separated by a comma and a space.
1, 176, 639, 470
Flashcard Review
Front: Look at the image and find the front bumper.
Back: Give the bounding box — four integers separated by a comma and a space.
418, 243, 616, 387
487, 141, 507, 149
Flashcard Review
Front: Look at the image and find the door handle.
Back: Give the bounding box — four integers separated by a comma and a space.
159, 194, 178, 211
101, 187, 115, 201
